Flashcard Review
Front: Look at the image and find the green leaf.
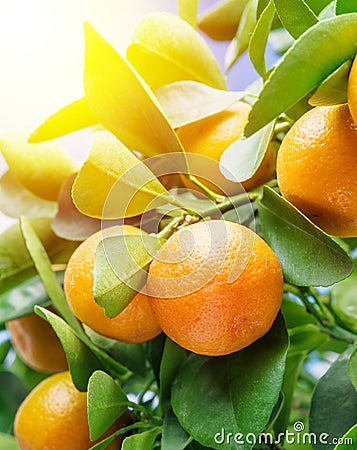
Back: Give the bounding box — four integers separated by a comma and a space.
198, 0, 248, 41
334, 423, 357, 449
84, 22, 183, 157
309, 59, 352, 106
19, 217, 82, 334
273, 0, 318, 39
88, 370, 129, 440
178, 0, 198, 27
273, 353, 306, 437
335, 0, 357, 15
72, 131, 171, 219
147, 334, 166, 385
0, 171, 57, 219
331, 260, 357, 333
245, 14, 357, 136
94, 233, 163, 318
155, 81, 246, 129
35, 306, 103, 391
0, 131, 78, 201
126, 12, 226, 90
162, 409, 191, 450
0, 339, 11, 364
5, 354, 47, 390
309, 348, 357, 450
318, 1, 335, 19
348, 346, 357, 391
122, 427, 161, 450
0, 217, 78, 294
220, 120, 274, 182
281, 296, 316, 328
0, 273, 61, 324
29, 97, 97, 143
0, 432, 20, 450
159, 338, 187, 415
258, 187, 353, 286
85, 326, 146, 377
171, 314, 288, 450
248, 0, 275, 76
51, 173, 103, 241
225, 0, 258, 72
0, 371, 28, 434
288, 324, 328, 355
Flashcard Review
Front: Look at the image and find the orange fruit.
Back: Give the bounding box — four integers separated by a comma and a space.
147, 220, 283, 356
14, 371, 131, 450
277, 104, 357, 237
64, 226, 161, 343
348, 56, 357, 125
176, 101, 275, 196
6, 307, 67, 373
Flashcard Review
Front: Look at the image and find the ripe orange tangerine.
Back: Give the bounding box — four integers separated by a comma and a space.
348, 56, 357, 125
64, 226, 161, 343
147, 220, 283, 356
177, 101, 275, 196
14, 371, 131, 450
277, 104, 357, 237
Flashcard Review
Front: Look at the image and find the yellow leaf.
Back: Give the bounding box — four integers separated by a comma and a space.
72, 131, 171, 219
29, 97, 97, 143
84, 22, 183, 157
126, 12, 227, 90
199, 0, 249, 41
178, 0, 198, 28
0, 131, 78, 201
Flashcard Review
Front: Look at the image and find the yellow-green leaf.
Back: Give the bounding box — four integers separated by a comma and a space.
72, 131, 171, 219
199, 0, 249, 41
84, 22, 183, 157
178, 0, 198, 28
0, 131, 78, 201
126, 12, 226, 90
29, 97, 97, 143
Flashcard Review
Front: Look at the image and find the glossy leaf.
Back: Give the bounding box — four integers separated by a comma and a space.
309, 59, 352, 106
72, 131, 171, 219
0, 171, 57, 218
309, 348, 357, 450
335, 0, 357, 15
198, 0, 248, 41
281, 296, 316, 328
334, 423, 357, 449
88, 371, 128, 440
0, 131, 77, 201
331, 261, 357, 333
162, 409, 191, 450
258, 187, 353, 286
0, 432, 20, 450
20, 217, 82, 334
85, 326, 146, 377
155, 81, 246, 129
94, 233, 164, 318
52, 173, 112, 241
348, 346, 357, 391
29, 97, 97, 143
248, 0, 275, 76
273, 0, 318, 39
178, 0, 198, 28
122, 427, 161, 450
0, 217, 77, 294
171, 315, 288, 450
126, 12, 226, 90
288, 324, 328, 355
0, 273, 62, 324
5, 354, 47, 390
35, 306, 103, 391
245, 14, 357, 136
225, 0, 258, 72
84, 22, 183, 157
0, 372, 28, 434
220, 120, 274, 182
0, 340, 11, 364
159, 338, 187, 415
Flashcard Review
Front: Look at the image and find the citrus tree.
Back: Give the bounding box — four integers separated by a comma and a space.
1, 1, 357, 449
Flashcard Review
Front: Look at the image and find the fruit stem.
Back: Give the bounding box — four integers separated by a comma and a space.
202, 192, 258, 217
156, 214, 186, 240
186, 174, 226, 203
